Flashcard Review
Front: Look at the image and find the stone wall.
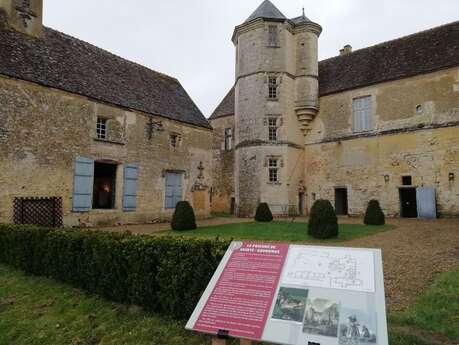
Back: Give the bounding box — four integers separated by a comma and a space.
0, 75, 212, 226
304, 67, 459, 217
210, 115, 235, 213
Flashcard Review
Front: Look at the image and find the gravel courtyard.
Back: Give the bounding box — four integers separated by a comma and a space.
97, 217, 459, 312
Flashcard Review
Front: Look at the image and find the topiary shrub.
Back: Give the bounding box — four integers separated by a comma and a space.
308, 199, 339, 239
364, 200, 386, 225
254, 203, 273, 222
171, 201, 197, 231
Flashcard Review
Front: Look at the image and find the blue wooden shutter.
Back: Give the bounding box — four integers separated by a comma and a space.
123, 163, 139, 212
173, 173, 183, 207
72, 156, 94, 212
417, 187, 437, 219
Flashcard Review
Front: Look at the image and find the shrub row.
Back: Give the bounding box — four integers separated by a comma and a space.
0, 225, 230, 320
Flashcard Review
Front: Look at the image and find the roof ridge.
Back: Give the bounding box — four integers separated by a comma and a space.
320, 20, 459, 64
44, 26, 180, 83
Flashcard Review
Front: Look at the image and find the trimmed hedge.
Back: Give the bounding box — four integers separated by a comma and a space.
364, 200, 386, 226
0, 225, 229, 320
171, 201, 197, 231
308, 199, 339, 239
254, 203, 274, 222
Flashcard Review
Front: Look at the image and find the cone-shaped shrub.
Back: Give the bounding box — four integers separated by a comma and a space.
254, 203, 273, 222
171, 201, 197, 231
308, 199, 338, 239
364, 200, 385, 225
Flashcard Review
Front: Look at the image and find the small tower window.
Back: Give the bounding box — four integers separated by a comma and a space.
268, 77, 279, 100
96, 117, 107, 139
224, 128, 233, 151
402, 176, 412, 186
269, 159, 279, 183
170, 134, 180, 148
268, 25, 278, 47
268, 118, 278, 141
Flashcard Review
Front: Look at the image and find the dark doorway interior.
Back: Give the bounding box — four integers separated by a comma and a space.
335, 188, 348, 215
230, 197, 236, 215
399, 188, 418, 218
298, 192, 305, 216
93, 162, 117, 209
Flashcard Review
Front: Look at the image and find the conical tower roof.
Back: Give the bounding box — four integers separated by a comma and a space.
245, 0, 287, 23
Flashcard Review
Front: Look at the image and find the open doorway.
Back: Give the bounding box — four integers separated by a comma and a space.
399, 188, 418, 218
93, 162, 117, 209
298, 192, 305, 216
335, 188, 348, 215
230, 197, 236, 215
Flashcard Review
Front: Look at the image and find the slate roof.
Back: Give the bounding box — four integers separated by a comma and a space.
209, 87, 235, 120
211, 21, 459, 119
290, 15, 313, 26
319, 20, 459, 96
245, 0, 287, 23
0, 27, 211, 129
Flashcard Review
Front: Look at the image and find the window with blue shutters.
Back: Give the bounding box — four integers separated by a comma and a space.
123, 163, 139, 212
165, 172, 183, 209
72, 156, 94, 212
353, 96, 373, 132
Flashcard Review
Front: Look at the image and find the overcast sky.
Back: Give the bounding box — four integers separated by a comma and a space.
44, 0, 459, 117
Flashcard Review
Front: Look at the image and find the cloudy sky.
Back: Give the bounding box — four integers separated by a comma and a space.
44, 0, 459, 117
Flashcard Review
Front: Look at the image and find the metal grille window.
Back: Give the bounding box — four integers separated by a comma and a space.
268, 118, 278, 141
269, 159, 279, 183
268, 25, 278, 47
224, 128, 233, 151
268, 77, 278, 99
352, 96, 373, 132
96, 117, 107, 139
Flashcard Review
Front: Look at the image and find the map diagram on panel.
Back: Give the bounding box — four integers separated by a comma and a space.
282, 246, 375, 293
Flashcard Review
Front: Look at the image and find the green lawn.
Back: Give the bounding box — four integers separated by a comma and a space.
1, 264, 457, 345
159, 221, 393, 242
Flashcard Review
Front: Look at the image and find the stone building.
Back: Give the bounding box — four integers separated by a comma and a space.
210, 0, 459, 218
0, 0, 212, 226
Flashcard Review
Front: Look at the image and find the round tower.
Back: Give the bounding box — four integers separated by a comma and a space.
232, 1, 321, 217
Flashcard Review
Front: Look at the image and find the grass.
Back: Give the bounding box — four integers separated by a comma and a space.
159, 221, 393, 242
1, 264, 457, 345
389, 267, 459, 343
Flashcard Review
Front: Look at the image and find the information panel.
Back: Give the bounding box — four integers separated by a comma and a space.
186, 241, 388, 345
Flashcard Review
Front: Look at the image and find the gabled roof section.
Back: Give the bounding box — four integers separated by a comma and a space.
319, 21, 459, 96
209, 87, 235, 120
0, 27, 211, 129
245, 0, 287, 23
290, 14, 312, 26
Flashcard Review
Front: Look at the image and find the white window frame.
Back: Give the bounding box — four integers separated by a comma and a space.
268, 117, 278, 141
268, 77, 278, 100
352, 96, 373, 133
268, 158, 279, 183
96, 117, 107, 139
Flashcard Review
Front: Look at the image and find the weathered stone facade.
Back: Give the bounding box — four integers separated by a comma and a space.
0, 75, 212, 226
210, 1, 459, 218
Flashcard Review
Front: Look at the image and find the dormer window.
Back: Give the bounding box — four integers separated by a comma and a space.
268, 25, 278, 47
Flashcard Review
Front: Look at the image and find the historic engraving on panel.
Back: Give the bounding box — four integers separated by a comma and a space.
339, 308, 377, 345
303, 298, 340, 338
271, 287, 308, 323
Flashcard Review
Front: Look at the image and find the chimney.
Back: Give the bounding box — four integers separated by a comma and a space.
0, 0, 43, 38
340, 44, 352, 56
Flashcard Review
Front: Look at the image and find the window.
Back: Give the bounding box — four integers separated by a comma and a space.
268, 77, 278, 100
402, 176, 412, 186
269, 159, 279, 183
170, 134, 179, 148
352, 96, 373, 132
268, 25, 278, 47
268, 118, 278, 141
224, 128, 233, 151
96, 117, 107, 139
